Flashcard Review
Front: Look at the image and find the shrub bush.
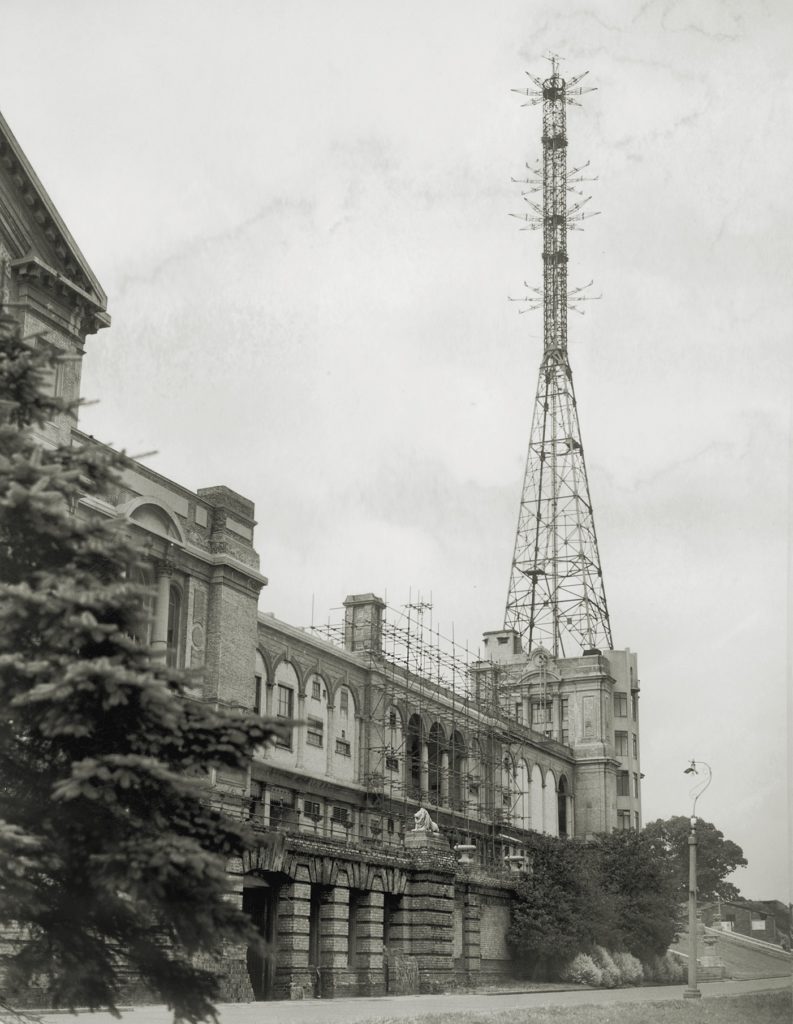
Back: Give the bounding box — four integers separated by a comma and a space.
563, 948, 647, 989
561, 953, 603, 987
613, 951, 643, 985
667, 954, 686, 983
591, 946, 622, 988
643, 952, 685, 984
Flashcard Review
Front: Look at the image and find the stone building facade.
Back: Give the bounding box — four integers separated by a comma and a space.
1, 108, 643, 1000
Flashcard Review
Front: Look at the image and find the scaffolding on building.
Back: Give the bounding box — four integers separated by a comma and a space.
308, 595, 572, 870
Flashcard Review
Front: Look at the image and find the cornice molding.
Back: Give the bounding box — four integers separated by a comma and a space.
11, 254, 111, 334
0, 108, 107, 313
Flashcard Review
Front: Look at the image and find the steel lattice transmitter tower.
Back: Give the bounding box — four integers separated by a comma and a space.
504, 57, 613, 659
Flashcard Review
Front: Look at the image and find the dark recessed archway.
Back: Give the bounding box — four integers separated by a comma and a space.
449, 730, 466, 809
427, 721, 446, 806
243, 871, 285, 1000
405, 714, 423, 801
558, 774, 570, 837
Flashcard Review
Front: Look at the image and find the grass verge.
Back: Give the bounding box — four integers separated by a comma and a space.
357, 989, 791, 1024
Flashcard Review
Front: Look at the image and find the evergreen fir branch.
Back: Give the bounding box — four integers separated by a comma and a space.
0, 309, 279, 1021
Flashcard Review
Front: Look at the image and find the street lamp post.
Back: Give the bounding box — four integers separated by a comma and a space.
683, 760, 712, 1000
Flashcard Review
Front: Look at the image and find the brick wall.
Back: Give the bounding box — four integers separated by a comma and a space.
204, 568, 259, 705
479, 903, 510, 961
453, 898, 464, 959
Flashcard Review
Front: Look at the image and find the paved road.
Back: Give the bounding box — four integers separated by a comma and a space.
29, 976, 790, 1024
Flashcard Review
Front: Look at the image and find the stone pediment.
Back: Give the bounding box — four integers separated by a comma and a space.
0, 109, 108, 326
510, 646, 561, 687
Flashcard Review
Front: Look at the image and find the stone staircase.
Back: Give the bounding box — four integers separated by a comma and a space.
705, 926, 793, 981
670, 925, 792, 982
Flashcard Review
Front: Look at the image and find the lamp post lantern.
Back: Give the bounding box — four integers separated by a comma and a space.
682, 760, 712, 1000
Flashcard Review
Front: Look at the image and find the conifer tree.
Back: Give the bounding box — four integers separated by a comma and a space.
0, 310, 280, 1021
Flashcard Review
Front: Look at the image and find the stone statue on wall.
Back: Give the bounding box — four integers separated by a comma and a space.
412, 806, 439, 833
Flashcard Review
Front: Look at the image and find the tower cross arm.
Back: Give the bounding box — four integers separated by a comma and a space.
566, 86, 597, 100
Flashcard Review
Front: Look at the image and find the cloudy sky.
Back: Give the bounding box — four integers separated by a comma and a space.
2, 1, 789, 899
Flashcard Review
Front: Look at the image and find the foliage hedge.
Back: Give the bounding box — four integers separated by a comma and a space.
508, 829, 679, 981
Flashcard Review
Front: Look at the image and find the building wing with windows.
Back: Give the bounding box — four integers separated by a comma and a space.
0, 108, 643, 1003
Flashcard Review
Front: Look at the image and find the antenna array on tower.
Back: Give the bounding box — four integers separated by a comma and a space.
504, 55, 613, 658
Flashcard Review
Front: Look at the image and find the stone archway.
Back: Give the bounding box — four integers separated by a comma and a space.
530, 763, 543, 831
543, 769, 558, 836
558, 774, 571, 837
514, 759, 530, 830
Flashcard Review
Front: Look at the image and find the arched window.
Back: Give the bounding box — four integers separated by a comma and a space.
558, 774, 570, 837
304, 674, 327, 750
449, 730, 466, 810
501, 755, 514, 822
332, 686, 356, 780
530, 763, 544, 832
405, 715, 423, 800
428, 722, 446, 806
543, 769, 558, 836
130, 563, 154, 645
467, 739, 482, 815
274, 661, 299, 750
307, 673, 325, 703
514, 760, 530, 830
254, 652, 267, 714
166, 584, 182, 667
386, 706, 402, 774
